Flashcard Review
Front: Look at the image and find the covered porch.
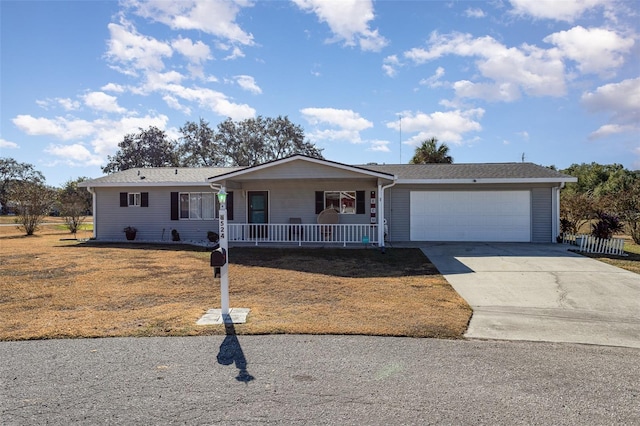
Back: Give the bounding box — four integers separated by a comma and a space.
208, 156, 396, 249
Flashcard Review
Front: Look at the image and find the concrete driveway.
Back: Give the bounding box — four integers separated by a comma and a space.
422, 243, 640, 348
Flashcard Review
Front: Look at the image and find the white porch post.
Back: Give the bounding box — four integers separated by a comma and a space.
218, 186, 230, 317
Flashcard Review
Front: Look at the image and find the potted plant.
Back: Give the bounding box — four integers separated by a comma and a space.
207, 231, 219, 243
123, 226, 137, 240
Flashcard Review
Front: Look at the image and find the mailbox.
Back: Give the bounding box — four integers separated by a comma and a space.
210, 247, 227, 267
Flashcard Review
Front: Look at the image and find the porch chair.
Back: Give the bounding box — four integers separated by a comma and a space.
317, 208, 339, 241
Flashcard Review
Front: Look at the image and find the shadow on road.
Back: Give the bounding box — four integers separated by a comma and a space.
216, 323, 255, 383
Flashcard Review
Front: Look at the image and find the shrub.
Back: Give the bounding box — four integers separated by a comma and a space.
591, 212, 624, 239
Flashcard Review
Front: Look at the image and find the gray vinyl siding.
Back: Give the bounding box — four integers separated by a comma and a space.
531, 187, 552, 243
386, 183, 556, 243
93, 180, 378, 242
385, 186, 411, 241
95, 186, 224, 242
230, 161, 380, 180
236, 179, 377, 225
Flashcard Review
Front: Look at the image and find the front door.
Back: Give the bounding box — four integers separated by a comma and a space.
248, 191, 268, 238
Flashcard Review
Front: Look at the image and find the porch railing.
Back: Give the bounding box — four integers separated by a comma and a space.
562, 233, 626, 256
228, 223, 379, 246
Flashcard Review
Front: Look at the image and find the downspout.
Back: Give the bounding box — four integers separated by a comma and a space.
378, 177, 397, 253
87, 186, 97, 239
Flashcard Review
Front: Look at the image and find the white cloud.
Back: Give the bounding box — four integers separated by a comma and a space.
83, 91, 127, 114
464, 8, 486, 18
11, 113, 171, 164
36, 98, 81, 111
161, 84, 255, 120
12, 115, 95, 140
368, 140, 390, 152
544, 26, 634, 77
293, 0, 388, 52
171, 36, 212, 63
44, 143, 104, 167
581, 77, 640, 139
101, 83, 126, 93
106, 20, 173, 74
300, 107, 373, 143
162, 95, 191, 115
404, 32, 566, 101
419, 67, 446, 88
509, 0, 606, 22
58, 98, 81, 111
224, 46, 245, 60
235, 75, 262, 94
453, 80, 521, 102
125, 0, 255, 46
388, 109, 484, 145
382, 55, 401, 77
0, 138, 19, 149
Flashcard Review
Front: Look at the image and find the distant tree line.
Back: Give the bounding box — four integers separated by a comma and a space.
2, 115, 322, 235
559, 163, 640, 243
102, 116, 323, 173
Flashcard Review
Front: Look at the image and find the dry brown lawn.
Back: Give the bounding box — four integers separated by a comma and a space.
0, 223, 471, 341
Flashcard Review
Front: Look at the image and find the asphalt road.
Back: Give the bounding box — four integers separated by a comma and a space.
2, 335, 639, 425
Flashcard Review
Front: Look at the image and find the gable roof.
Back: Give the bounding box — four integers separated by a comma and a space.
79, 166, 244, 187
361, 162, 576, 184
80, 156, 576, 188
208, 154, 396, 183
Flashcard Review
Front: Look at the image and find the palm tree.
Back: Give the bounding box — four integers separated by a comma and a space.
409, 137, 453, 164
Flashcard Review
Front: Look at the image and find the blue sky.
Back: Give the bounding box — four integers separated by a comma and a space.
1, 0, 638, 187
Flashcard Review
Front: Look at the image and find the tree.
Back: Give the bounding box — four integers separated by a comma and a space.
609, 179, 640, 244
216, 116, 323, 166
0, 158, 45, 215
10, 180, 56, 235
178, 118, 223, 167
102, 127, 180, 173
409, 138, 453, 164
561, 163, 635, 197
57, 178, 92, 234
560, 191, 597, 234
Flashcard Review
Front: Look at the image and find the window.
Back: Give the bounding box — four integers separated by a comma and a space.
120, 192, 148, 207
179, 192, 215, 220
325, 191, 357, 214
128, 193, 141, 207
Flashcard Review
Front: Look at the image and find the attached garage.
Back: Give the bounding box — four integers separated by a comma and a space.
410, 190, 531, 242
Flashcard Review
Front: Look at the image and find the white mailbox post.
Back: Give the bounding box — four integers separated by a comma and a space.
216, 187, 230, 318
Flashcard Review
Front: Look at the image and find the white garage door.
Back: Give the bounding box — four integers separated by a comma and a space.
410, 191, 531, 242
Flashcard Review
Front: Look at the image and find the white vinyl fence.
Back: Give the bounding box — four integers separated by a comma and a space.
562, 234, 626, 256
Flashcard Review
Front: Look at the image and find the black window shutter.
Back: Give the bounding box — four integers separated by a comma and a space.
356, 191, 365, 214
170, 192, 179, 220
120, 192, 128, 207
141, 192, 149, 207
227, 192, 234, 221
315, 191, 324, 214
